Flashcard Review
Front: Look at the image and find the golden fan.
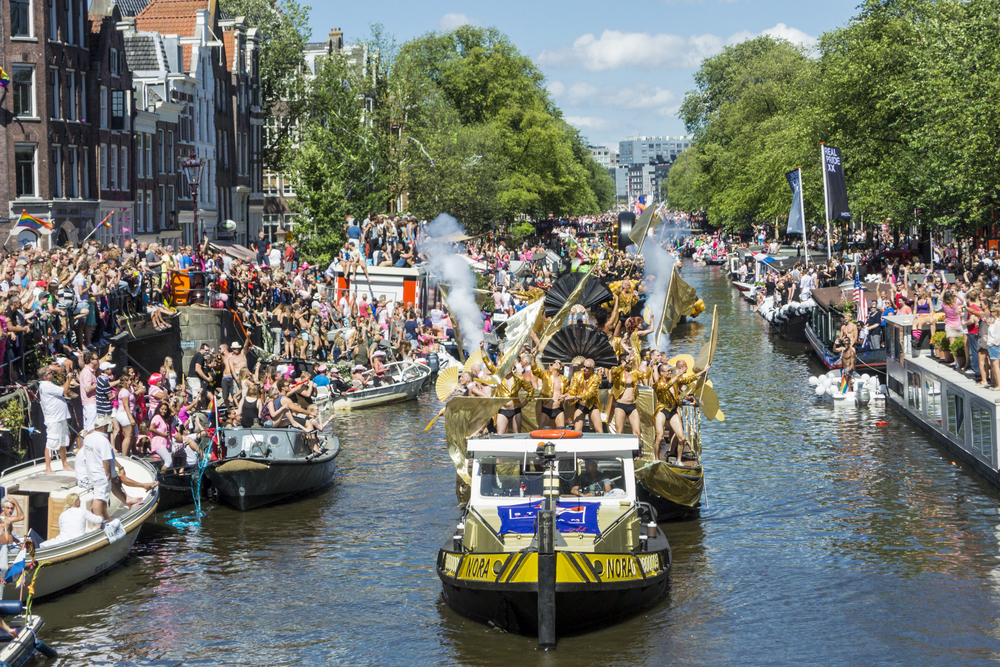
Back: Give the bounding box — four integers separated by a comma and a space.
463, 349, 484, 374
699, 384, 724, 421
668, 354, 695, 370
435, 366, 460, 402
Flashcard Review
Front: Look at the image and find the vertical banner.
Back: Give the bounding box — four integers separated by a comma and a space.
785, 169, 805, 237
821, 145, 852, 223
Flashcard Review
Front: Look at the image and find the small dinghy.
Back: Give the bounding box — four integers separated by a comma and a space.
326, 361, 431, 411
206, 427, 340, 511
0, 456, 158, 599
0, 602, 57, 666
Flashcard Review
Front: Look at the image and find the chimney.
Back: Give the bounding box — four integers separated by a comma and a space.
327, 27, 343, 54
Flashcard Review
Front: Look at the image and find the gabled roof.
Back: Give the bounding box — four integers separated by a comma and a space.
134, 0, 206, 37
124, 33, 160, 71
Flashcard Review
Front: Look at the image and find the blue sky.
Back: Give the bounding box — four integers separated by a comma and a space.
309, 1, 860, 147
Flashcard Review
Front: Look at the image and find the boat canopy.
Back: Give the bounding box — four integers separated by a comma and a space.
467, 434, 640, 457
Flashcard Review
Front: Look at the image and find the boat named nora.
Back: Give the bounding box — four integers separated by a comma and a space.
437, 427, 671, 637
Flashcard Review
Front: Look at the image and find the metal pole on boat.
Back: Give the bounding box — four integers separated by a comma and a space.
537, 442, 558, 648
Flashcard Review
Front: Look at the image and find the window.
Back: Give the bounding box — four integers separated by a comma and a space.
136, 191, 143, 230
11, 0, 30, 36
51, 146, 62, 198
110, 145, 118, 190
15, 146, 36, 198
66, 71, 75, 120
81, 149, 89, 198
79, 73, 86, 121
907, 371, 921, 412
925, 375, 941, 424
146, 190, 153, 233
67, 147, 78, 198
137, 134, 144, 178
100, 144, 108, 189
167, 185, 175, 225
48, 69, 60, 118
11, 66, 33, 117
946, 391, 965, 440
262, 214, 281, 241
282, 176, 294, 197
264, 170, 278, 195
971, 403, 993, 463
121, 146, 128, 190
65, 0, 73, 44
166, 131, 174, 173
47, 0, 56, 39
145, 134, 152, 176
158, 185, 165, 228
110, 89, 125, 130
110, 48, 120, 76
100, 87, 108, 128
157, 129, 165, 173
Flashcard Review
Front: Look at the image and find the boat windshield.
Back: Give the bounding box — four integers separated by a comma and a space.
477, 456, 627, 498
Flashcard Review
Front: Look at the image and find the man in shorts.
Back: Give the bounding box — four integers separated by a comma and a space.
833, 335, 856, 392
83, 415, 116, 521
38, 367, 74, 474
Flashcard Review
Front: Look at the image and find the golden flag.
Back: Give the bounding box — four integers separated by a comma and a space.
659, 264, 699, 337
628, 201, 659, 253
537, 272, 592, 355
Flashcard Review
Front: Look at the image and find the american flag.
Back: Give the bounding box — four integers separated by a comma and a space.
854, 274, 868, 323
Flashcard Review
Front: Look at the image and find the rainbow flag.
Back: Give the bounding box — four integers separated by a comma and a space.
0, 67, 9, 88
840, 376, 850, 393
99, 212, 113, 228
15, 211, 53, 234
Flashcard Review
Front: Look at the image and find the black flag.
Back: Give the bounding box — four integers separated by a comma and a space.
821, 145, 851, 222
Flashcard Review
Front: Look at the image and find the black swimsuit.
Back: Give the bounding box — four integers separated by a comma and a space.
615, 401, 637, 416
498, 407, 521, 419
541, 405, 564, 419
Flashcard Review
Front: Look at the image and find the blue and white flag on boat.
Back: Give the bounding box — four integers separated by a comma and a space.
4, 547, 26, 585
496, 500, 602, 535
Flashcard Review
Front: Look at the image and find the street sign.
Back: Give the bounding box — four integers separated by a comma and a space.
180, 340, 197, 350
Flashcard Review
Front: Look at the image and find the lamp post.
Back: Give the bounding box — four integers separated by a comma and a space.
181, 152, 205, 263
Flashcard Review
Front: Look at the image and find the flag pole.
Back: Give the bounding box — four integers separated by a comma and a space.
798, 166, 806, 240
81, 212, 114, 243
820, 145, 831, 259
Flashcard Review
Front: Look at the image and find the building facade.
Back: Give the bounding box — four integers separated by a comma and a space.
618, 136, 691, 166
588, 145, 617, 169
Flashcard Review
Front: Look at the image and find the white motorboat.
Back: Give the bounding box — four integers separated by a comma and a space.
0, 455, 159, 600
809, 369, 887, 406
320, 360, 431, 410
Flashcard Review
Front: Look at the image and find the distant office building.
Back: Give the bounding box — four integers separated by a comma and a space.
618, 136, 691, 166
589, 145, 617, 169
608, 166, 629, 202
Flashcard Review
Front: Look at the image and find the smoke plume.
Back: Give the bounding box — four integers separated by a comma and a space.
422, 214, 484, 353
641, 239, 676, 352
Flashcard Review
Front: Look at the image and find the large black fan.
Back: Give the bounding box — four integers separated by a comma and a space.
539, 324, 618, 369
544, 273, 613, 317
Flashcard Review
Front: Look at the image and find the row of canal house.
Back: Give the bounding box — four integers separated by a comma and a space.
0, 0, 264, 249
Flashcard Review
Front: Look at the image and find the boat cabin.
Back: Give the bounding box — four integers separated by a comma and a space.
462, 434, 642, 554
883, 314, 1000, 486
218, 428, 315, 460
805, 283, 888, 370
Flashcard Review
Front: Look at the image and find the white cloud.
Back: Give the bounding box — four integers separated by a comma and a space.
727, 23, 817, 48
564, 115, 619, 133
438, 13, 479, 32
538, 23, 816, 72
549, 81, 678, 117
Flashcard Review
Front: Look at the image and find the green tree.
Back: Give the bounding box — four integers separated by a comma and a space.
665, 148, 708, 212
220, 0, 311, 171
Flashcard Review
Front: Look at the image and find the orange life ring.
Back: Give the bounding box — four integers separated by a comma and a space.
529, 430, 583, 439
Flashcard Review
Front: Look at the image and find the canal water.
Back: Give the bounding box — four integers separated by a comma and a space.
36, 262, 1000, 666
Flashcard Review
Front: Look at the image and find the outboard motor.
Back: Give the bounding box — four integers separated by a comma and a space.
855, 386, 871, 407
426, 353, 440, 374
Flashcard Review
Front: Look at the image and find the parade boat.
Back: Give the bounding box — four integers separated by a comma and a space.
0, 603, 57, 665
205, 427, 339, 511
0, 456, 158, 600
804, 284, 886, 372
320, 360, 431, 410
882, 314, 1000, 489
151, 464, 208, 512
633, 403, 708, 521
437, 429, 671, 637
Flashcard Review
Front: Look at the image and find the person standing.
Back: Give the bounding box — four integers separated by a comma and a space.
82, 415, 116, 521
79, 351, 99, 431
187, 343, 211, 395
253, 231, 270, 267
38, 367, 74, 474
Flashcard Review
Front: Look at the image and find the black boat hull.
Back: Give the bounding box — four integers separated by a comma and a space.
206, 453, 338, 511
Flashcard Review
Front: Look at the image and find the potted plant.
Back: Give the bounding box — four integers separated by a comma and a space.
950, 338, 966, 368
931, 332, 950, 362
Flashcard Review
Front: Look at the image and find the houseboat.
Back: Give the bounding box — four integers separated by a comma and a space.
804, 284, 887, 373
883, 314, 999, 486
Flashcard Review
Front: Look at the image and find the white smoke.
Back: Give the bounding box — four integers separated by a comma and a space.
642, 240, 676, 352
421, 214, 484, 353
